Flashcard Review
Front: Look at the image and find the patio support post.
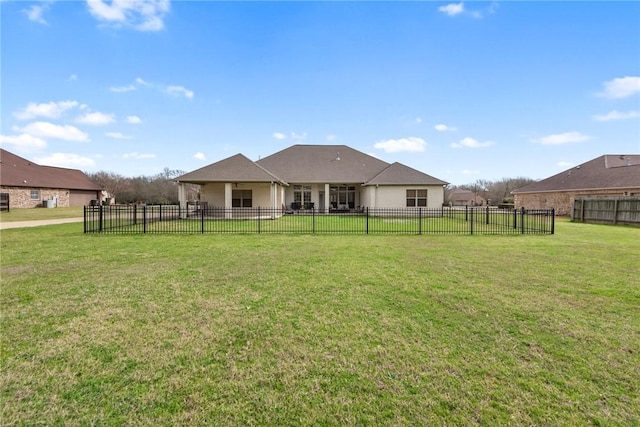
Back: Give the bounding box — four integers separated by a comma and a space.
178, 182, 187, 219
224, 182, 233, 219
324, 183, 330, 212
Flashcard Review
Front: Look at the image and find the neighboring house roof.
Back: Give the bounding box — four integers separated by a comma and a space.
365, 162, 448, 186
513, 154, 640, 194
176, 153, 287, 184
255, 145, 391, 184
0, 149, 102, 191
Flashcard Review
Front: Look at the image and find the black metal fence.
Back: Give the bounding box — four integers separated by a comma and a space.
0, 193, 9, 212
84, 205, 554, 235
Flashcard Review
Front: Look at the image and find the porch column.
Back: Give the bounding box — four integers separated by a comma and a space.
325, 183, 330, 212
178, 182, 187, 218
224, 182, 232, 219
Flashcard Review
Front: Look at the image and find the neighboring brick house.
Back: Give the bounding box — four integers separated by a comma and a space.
512, 154, 640, 216
0, 149, 102, 208
446, 188, 486, 206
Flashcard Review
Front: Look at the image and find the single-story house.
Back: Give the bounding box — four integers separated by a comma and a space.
0, 148, 103, 208
512, 154, 640, 215
176, 144, 448, 213
446, 188, 486, 206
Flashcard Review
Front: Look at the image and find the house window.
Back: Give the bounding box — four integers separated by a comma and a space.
293, 185, 312, 207
406, 189, 427, 207
330, 185, 356, 209
232, 190, 252, 207
30, 190, 40, 200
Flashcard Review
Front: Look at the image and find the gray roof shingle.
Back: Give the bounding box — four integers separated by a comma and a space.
513, 154, 640, 194
365, 162, 448, 186
256, 145, 391, 184
1, 149, 102, 191
176, 153, 286, 184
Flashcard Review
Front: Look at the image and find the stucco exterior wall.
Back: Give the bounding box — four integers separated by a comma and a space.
0, 187, 72, 208
362, 185, 444, 209
199, 182, 282, 208
514, 188, 640, 216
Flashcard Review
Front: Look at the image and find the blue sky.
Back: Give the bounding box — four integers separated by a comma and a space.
1, 1, 639, 185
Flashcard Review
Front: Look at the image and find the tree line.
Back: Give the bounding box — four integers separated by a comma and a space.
445, 177, 537, 206
87, 168, 188, 205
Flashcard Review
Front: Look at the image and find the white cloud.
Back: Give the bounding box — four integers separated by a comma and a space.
110, 85, 136, 93
194, 152, 206, 161
558, 161, 573, 167
166, 85, 194, 99
105, 132, 132, 140
374, 137, 427, 153
86, 0, 170, 32
273, 132, 287, 140
0, 133, 47, 150
16, 122, 89, 142
136, 77, 150, 86
36, 153, 96, 168
598, 76, 640, 99
593, 110, 640, 122
435, 124, 457, 132
24, 3, 49, 24
14, 100, 79, 120
415, 117, 423, 124
439, 3, 464, 16
123, 152, 155, 159
126, 115, 142, 124
450, 137, 494, 149
76, 111, 115, 125
530, 131, 591, 145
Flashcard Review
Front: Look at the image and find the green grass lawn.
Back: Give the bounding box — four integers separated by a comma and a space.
1, 220, 638, 425
0, 206, 84, 222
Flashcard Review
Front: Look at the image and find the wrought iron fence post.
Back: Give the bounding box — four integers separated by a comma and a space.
486, 205, 489, 225
83, 206, 87, 233
143, 205, 147, 233
470, 206, 474, 235
159, 204, 162, 222
418, 207, 422, 235
366, 207, 369, 234
312, 207, 316, 234
521, 207, 525, 234
99, 205, 103, 232
513, 208, 517, 230
465, 205, 468, 222
551, 209, 555, 235
201, 207, 205, 234
258, 207, 261, 234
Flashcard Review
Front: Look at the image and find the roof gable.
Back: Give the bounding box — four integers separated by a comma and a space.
256, 145, 390, 183
1, 149, 102, 191
513, 154, 640, 194
176, 153, 286, 184
365, 162, 449, 186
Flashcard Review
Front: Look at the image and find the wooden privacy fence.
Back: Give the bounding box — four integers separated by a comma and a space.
572, 197, 640, 226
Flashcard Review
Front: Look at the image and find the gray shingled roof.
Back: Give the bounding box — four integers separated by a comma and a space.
513, 154, 640, 194
1, 149, 102, 191
365, 162, 448, 186
256, 145, 390, 184
176, 153, 286, 184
